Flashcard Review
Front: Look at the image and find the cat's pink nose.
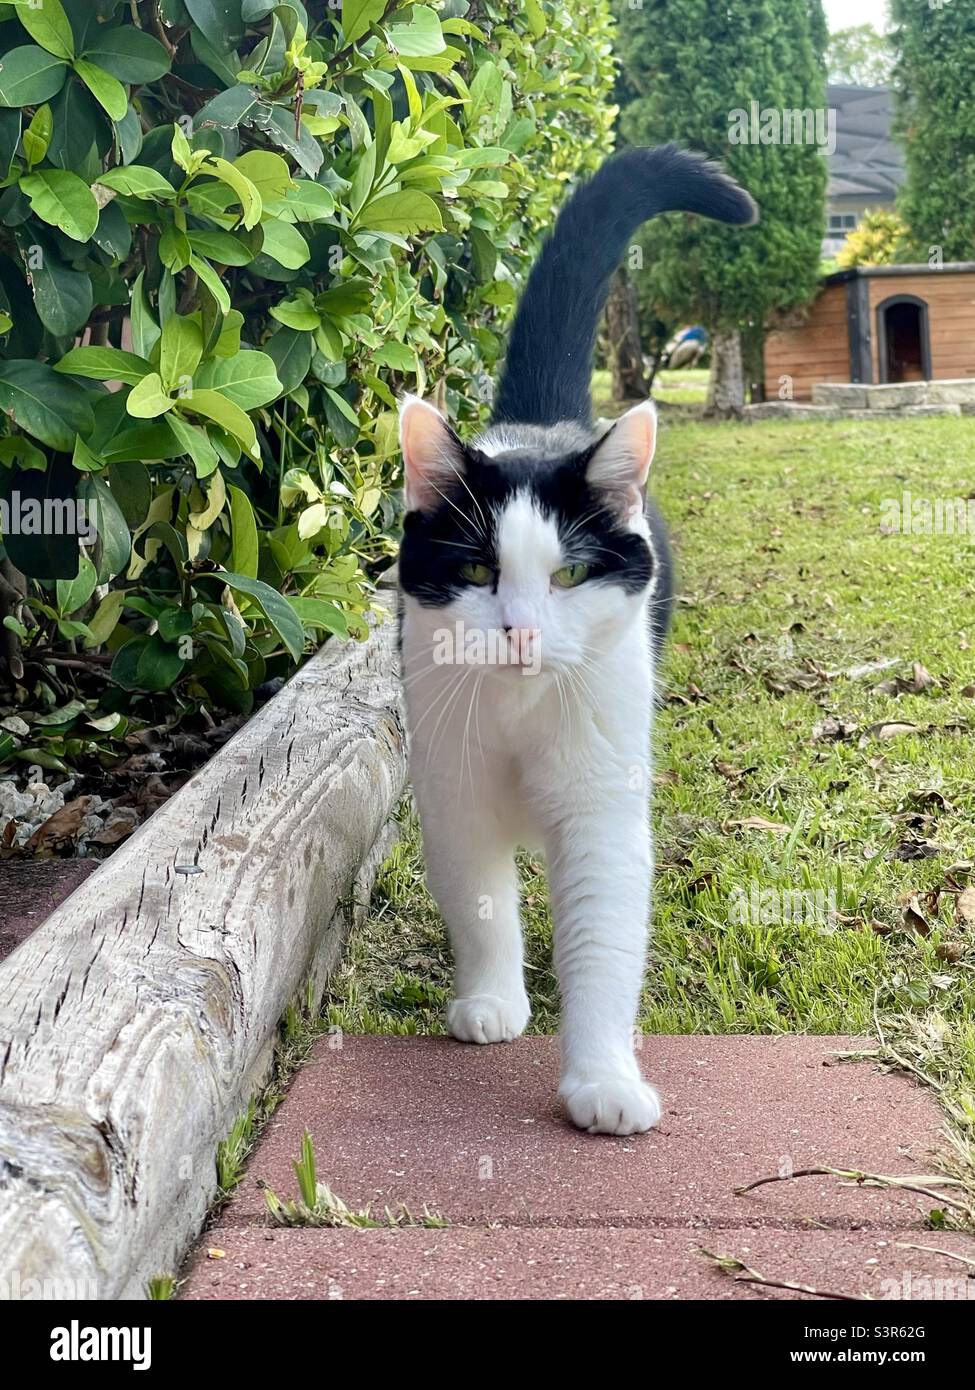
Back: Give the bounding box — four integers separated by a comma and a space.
505, 626, 539, 664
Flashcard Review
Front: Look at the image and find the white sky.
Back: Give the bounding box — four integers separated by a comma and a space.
823, 0, 890, 31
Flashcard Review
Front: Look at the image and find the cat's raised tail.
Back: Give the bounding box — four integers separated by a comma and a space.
491, 144, 758, 430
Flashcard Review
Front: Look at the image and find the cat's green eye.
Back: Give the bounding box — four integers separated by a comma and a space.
551, 562, 591, 589
459, 562, 494, 586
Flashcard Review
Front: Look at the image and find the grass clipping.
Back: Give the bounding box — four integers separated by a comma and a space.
261, 1131, 447, 1231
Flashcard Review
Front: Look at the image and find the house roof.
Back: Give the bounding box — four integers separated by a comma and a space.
824, 263, 975, 285
827, 84, 905, 202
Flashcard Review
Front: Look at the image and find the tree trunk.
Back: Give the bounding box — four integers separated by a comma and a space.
705, 328, 745, 417
606, 268, 648, 403
742, 323, 766, 404
0, 559, 26, 686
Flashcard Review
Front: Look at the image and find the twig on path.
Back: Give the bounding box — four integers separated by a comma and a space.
698, 1247, 870, 1301
896, 1242, 975, 1270
734, 1165, 968, 1211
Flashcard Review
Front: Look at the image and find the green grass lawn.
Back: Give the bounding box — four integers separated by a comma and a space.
327, 413, 975, 1195
592, 366, 710, 413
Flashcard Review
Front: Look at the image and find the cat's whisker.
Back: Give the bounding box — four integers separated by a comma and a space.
424, 667, 478, 780
408, 665, 471, 746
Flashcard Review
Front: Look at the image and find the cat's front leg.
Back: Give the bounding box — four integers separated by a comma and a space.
417, 795, 530, 1044
547, 800, 661, 1136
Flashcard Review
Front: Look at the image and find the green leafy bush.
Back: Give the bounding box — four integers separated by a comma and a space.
0, 0, 614, 769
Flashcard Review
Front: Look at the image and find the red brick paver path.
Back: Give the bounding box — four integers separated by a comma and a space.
182, 1036, 971, 1300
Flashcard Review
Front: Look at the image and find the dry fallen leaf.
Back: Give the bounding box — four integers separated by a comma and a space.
812, 716, 859, 743
890, 837, 945, 862
863, 721, 922, 741
25, 796, 94, 856
955, 887, 975, 926
901, 895, 934, 936
937, 942, 966, 963
726, 816, 791, 835
875, 663, 937, 697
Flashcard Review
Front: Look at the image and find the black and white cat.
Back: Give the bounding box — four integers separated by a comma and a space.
398, 146, 756, 1134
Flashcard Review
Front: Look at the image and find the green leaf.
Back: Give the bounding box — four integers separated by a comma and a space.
251, 103, 322, 177
84, 588, 126, 648
56, 346, 151, 386
524, 0, 546, 39
202, 156, 262, 229
71, 436, 104, 472
194, 82, 264, 132
386, 6, 445, 58
228, 483, 259, 579
0, 360, 94, 450
233, 149, 292, 201
126, 372, 176, 419
165, 413, 219, 478
159, 225, 190, 279
271, 290, 320, 331
323, 387, 360, 446
111, 632, 186, 691
288, 596, 349, 638
22, 102, 54, 166
213, 308, 243, 357
254, 218, 309, 269
314, 319, 344, 362
91, 200, 130, 261
373, 341, 416, 372
0, 107, 21, 176
200, 569, 304, 661
56, 547, 96, 615
342, 0, 386, 45
0, 435, 46, 471
188, 468, 226, 530
73, 57, 127, 121
188, 253, 231, 315
0, 44, 68, 106
180, 387, 259, 460
15, 0, 74, 61
194, 350, 282, 410
13, 225, 92, 335
186, 229, 254, 265
360, 189, 443, 235
130, 269, 160, 360
268, 180, 335, 223
95, 164, 177, 199
81, 473, 131, 581
159, 314, 203, 393
106, 461, 151, 530
184, 0, 245, 53
266, 327, 312, 394
20, 167, 98, 241
45, 75, 102, 169
81, 25, 171, 83
170, 121, 194, 172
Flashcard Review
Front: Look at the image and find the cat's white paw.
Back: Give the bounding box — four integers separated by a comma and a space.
447, 993, 530, 1044
560, 1075, 662, 1136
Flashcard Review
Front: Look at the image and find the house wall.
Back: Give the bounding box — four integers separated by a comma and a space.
763, 283, 849, 400
868, 273, 975, 381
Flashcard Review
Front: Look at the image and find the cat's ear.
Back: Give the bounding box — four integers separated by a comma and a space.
585, 399, 657, 518
399, 393, 467, 513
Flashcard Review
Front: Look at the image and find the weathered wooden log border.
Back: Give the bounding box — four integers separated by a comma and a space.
0, 593, 406, 1300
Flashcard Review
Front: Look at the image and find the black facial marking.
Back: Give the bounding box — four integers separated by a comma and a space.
398, 444, 654, 608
